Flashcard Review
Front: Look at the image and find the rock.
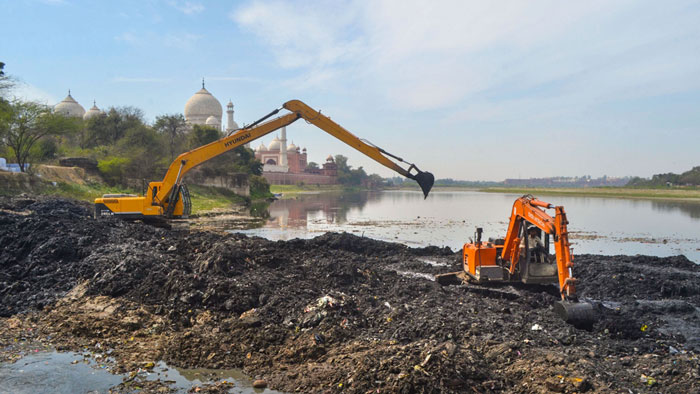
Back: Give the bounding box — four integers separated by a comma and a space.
545, 380, 566, 393
252, 379, 267, 388
573, 377, 592, 392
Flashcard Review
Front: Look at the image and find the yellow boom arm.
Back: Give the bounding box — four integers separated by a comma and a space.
94, 100, 434, 219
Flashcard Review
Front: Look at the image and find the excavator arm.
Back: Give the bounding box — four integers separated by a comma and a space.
500, 195, 592, 324
94, 100, 434, 219
500, 195, 576, 300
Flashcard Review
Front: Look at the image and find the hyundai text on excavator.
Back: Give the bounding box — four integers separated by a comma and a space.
94, 100, 434, 220
436, 195, 595, 326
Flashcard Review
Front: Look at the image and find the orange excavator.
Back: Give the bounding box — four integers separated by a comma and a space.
437, 195, 595, 325
94, 100, 434, 221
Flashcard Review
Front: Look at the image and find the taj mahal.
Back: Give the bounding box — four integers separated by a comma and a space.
53, 82, 339, 185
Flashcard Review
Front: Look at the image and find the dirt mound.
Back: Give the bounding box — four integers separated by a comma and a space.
35, 165, 96, 185
1, 197, 699, 393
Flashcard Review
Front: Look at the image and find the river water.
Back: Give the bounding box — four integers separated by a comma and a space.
0, 350, 281, 394
239, 190, 700, 263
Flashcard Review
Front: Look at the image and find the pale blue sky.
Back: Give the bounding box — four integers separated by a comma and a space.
3, 0, 699, 180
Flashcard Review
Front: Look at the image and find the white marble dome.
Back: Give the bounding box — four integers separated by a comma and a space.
184, 86, 222, 126
268, 136, 281, 151
55, 92, 85, 118
83, 101, 102, 120
205, 115, 220, 128
288, 142, 298, 151
256, 142, 267, 152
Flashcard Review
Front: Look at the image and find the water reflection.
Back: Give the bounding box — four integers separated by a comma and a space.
264, 192, 377, 228
240, 190, 700, 262
651, 200, 700, 219
0, 351, 281, 394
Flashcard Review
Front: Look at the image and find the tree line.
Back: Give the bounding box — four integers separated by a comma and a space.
627, 166, 700, 187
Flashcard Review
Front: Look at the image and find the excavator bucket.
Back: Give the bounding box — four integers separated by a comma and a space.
413, 171, 435, 198
554, 300, 595, 327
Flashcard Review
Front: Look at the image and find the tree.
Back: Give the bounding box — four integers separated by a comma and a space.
189, 124, 221, 149
334, 154, 368, 186
0, 62, 15, 99
306, 161, 319, 170
84, 106, 145, 147
154, 113, 187, 161
334, 155, 349, 172
0, 100, 80, 171
116, 124, 166, 181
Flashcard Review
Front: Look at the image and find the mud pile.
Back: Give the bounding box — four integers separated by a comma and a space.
1, 197, 699, 393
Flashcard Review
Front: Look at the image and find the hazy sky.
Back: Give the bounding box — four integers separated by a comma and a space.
3, 0, 699, 180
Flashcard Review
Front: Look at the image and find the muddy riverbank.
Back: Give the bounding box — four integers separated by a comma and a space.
1, 197, 698, 393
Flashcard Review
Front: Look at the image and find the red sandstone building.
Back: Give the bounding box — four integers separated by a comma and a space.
254, 126, 338, 185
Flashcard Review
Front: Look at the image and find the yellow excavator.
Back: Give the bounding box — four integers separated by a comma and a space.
94, 100, 434, 220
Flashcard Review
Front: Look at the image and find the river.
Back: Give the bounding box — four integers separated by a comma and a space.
239, 190, 700, 263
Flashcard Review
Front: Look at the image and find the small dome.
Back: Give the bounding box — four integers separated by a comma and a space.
83, 101, 101, 120
205, 115, 219, 126
288, 141, 297, 151
256, 142, 267, 152
302, 147, 307, 152
326, 155, 334, 162
55, 91, 85, 118
184, 85, 222, 124
268, 136, 281, 151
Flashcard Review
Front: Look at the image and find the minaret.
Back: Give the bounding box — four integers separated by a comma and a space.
226, 101, 235, 133
280, 126, 288, 170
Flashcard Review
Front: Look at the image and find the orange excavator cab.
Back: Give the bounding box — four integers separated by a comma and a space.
438, 195, 595, 326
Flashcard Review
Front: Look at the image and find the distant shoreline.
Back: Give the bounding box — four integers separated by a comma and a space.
478, 186, 700, 201
381, 184, 700, 201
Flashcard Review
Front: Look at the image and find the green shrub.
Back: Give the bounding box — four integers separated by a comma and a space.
250, 175, 272, 199
98, 156, 130, 185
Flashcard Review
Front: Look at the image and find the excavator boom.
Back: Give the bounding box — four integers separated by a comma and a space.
94, 100, 434, 220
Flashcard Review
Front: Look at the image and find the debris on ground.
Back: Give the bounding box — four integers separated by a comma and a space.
0, 196, 698, 393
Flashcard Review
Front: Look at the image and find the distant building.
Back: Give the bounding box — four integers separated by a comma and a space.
254, 127, 338, 185
54, 91, 105, 120
183, 80, 241, 133
503, 176, 631, 188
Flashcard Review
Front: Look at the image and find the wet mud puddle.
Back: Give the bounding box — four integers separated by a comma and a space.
0, 351, 283, 394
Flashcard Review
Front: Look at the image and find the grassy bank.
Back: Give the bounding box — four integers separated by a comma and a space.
479, 186, 700, 200
0, 172, 252, 215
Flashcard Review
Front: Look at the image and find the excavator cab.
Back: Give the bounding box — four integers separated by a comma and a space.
518, 224, 559, 285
